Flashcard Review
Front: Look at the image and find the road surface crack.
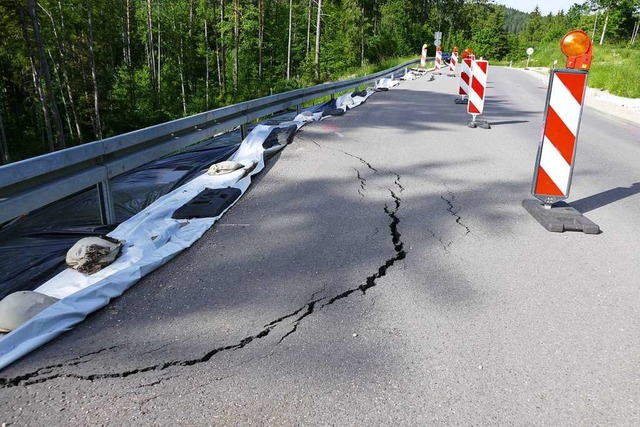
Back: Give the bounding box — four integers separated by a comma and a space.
441, 186, 470, 235
337, 150, 378, 172
324, 177, 405, 306
355, 168, 366, 196
0, 163, 406, 388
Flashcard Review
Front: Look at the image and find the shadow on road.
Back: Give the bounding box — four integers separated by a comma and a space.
571, 182, 640, 213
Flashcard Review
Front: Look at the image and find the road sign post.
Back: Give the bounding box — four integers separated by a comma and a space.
525, 47, 534, 69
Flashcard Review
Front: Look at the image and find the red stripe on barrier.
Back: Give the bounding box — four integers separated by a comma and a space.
534, 166, 564, 196
471, 77, 484, 99
556, 72, 587, 103
468, 100, 480, 114
545, 106, 577, 164
459, 73, 470, 96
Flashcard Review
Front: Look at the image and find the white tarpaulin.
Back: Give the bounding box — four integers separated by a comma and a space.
0, 77, 421, 370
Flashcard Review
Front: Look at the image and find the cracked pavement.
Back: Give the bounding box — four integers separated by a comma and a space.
2, 68, 640, 425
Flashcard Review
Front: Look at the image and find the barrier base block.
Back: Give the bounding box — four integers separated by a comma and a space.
468, 120, 490, 129
455, 98, 468, 104
522, 199, 600, 234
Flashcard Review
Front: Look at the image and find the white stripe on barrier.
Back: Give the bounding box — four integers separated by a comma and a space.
467, 60, 488, 115
539, 135, 571, 194
548, 74, 581, 136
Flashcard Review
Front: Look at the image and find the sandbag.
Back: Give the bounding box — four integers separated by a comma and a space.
207, 160, 244, 175
0, 291, 59, 333
66, 236, 123, 274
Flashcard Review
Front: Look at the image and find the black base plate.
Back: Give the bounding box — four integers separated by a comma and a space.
455, 98, 468, 104
468, 120, 490, 129
522, 199, 600, 234
172, 187, 242, 219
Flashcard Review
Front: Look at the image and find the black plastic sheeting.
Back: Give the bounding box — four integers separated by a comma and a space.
0, 93, 372, 300
0, 133, 242, 299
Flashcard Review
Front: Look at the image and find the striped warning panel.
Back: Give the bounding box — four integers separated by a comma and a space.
449, 51, 458, 74
458, 58, 472, 96
435, 50, 442, 73
533, 70, 588, 201
467, 60, 488, 115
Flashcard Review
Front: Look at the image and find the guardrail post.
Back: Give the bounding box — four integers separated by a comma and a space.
240, 124, 248, 140
296, 104, 301, 115
97, 179, 117, 225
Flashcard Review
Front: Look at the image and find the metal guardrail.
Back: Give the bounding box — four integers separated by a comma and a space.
0, 59, 420, 226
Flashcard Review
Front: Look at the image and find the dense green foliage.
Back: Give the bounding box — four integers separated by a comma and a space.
0, 0, 638, 162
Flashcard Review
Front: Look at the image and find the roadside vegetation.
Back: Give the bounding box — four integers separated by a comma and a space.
504, 43, 640, 99
0, 0, 638, 162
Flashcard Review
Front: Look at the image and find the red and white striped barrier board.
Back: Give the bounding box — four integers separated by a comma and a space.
467, 60, 488, 116
532, 70, 588, 202
435, 50, 442, 74
421, 45, 427, 67
458, 58, 472, 97
449, 51, 458, 74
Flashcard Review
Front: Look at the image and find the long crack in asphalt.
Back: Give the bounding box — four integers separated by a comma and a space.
441, 187, 471, 235
0, 155, 406, 388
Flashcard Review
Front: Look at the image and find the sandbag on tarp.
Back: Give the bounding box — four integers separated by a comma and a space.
0, 136, 240, 300
0, 292, 59, 333
208, 161, 245, 175
376, 78, 400, 89
66, 236, 123, 274
0, 226, 116, 300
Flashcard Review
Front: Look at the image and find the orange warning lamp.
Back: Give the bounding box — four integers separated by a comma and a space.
453, 46, 459, 53
462, 48, 473, 59
560, 30, 593, 70
437, 45, 442, 52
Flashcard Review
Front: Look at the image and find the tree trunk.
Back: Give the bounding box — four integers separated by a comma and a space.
48, 50, 73, 143
57, 0, 82, 142
314, 0, 322, 80
212, 0, 222, 91
631, 18, 639, 44
0, 109, 8, 164
287, 0, 293, 80
16, 1, 54, 153
233, 0, 239, 92
361, 7, 365, 67
146, 0, 157, 98
27, 0, 66, 149
306, 0, 312, 56
179, 38, 187, 115
219, 0, 227, 94
85, 0, 102, 140
125, 0, 136, 106
258, 0, 264, 79
599, 11, 609, 45
157, 0, 161, 94
205, 17, 210, 109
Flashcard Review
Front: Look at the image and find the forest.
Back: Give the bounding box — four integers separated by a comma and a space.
1, 0, 639, 163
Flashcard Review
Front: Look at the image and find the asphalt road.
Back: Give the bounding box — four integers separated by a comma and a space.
1, 66, 639, 426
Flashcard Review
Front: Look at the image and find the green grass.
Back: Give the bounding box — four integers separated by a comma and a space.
504, 43, 640, 99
